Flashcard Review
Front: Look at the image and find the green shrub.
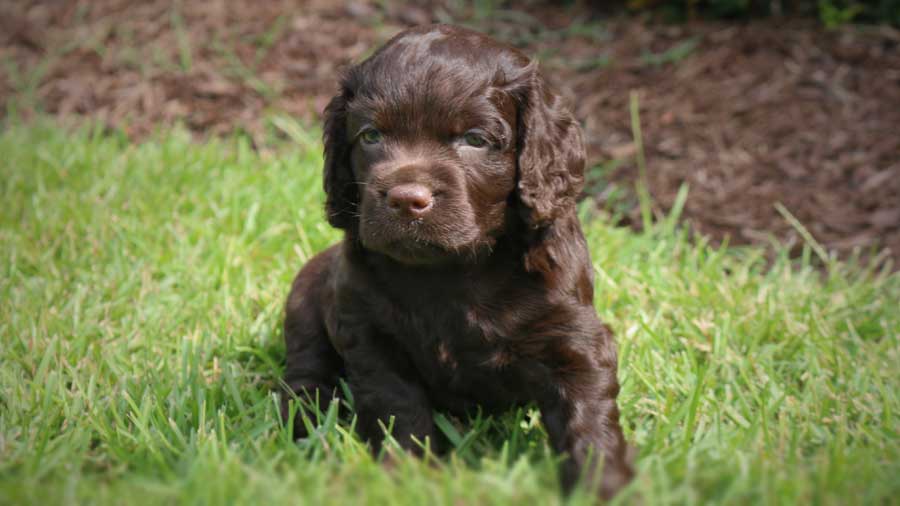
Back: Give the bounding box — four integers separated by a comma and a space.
624, 0, 900, 26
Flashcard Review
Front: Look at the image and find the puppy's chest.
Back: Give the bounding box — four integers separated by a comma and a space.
379, 304, 524, 408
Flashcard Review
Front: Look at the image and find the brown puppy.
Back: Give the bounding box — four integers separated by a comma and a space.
281, 24, 633, 499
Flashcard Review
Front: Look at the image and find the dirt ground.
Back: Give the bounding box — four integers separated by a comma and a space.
3, 0, 898, 265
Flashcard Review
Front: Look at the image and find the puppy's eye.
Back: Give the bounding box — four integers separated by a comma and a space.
359, 128, 383, 145
462, 131, 488, 148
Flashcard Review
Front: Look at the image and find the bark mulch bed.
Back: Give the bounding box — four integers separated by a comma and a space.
3, 0, 898, 265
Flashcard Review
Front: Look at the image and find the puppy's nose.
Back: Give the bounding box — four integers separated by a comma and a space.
386, 184, 433, 217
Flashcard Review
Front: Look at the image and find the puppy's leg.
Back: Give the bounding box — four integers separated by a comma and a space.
281, 311, 343, 437
540, 327, 633, 500
281, 251, 344, 438
342, 335, 437, 457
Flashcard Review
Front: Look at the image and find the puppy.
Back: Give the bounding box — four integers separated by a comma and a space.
281, 24, 633, 499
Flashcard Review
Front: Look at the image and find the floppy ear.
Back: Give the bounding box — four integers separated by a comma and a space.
513, 63, 587, 276
515, 62, 586, 229
322, 89, 358, 230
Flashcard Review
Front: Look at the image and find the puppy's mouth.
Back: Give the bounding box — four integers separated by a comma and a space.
359, 217, 487, 266
375, 238, 453, 265
361, 223, 457, 264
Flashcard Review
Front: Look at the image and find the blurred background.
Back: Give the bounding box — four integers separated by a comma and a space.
2, 0, 898, 264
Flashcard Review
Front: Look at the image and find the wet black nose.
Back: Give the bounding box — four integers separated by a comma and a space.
386, 184, 433, 218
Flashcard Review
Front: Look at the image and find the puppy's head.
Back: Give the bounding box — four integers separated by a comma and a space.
323, 24, 584, 267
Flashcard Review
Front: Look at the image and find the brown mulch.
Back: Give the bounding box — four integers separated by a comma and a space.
562, 20, 900, 263
3, 0, 899, 265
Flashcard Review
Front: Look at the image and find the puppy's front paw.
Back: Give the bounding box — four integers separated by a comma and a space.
600, 463, 633, 500
280, 396, 308, 439
599, 445, 636, 500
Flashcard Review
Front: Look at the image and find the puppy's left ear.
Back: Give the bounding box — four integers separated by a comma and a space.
512, 63, 587, 275
514, 62, 585, 228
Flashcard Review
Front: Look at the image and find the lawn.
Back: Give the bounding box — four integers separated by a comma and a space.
1, 122, 898, 505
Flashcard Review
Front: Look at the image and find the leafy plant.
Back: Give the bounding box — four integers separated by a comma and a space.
622, 0, 899, 26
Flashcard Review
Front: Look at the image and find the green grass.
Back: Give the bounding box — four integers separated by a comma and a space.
1, 122, 898, 505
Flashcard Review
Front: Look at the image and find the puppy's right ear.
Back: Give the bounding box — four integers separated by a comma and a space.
322, 89, 357, 230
